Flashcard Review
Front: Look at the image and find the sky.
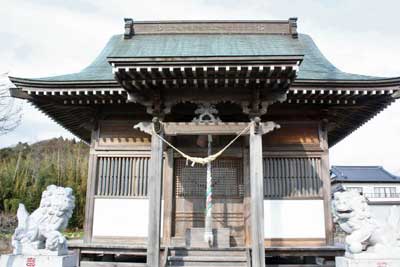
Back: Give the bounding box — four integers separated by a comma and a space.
0, 0, 399, 174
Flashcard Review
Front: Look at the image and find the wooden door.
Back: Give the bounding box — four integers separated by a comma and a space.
172, 158, 244, 246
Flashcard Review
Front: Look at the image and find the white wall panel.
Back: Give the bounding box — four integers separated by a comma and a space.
264, 199, 325, 238
92, 198, 163, 237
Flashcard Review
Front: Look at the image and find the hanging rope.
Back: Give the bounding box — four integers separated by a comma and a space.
153, 122, 252, 166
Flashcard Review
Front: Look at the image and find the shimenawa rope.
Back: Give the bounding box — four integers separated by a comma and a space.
153, 122, 252, 166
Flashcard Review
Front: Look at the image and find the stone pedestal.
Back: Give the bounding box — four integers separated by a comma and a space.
186, 228, 230, 248
336, 256, 400, 267
0, 253, 77, 267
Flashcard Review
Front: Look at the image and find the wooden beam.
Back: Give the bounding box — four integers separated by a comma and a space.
162, 122, 279, 135
147, 118, 164, 267
249, 118, 266, 267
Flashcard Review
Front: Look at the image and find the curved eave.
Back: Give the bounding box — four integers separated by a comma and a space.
9, 76, 118, 89
10, 75, 400, 89
294, 77, 400, 88
328, 97, 395, 147
28, 100, 93, 143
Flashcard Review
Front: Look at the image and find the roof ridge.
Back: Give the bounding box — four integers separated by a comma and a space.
123, 18, 298, 38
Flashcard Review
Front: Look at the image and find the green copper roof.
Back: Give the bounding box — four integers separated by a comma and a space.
33, 33, 384, 82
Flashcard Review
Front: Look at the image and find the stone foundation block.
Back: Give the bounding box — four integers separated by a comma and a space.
0, 253, 77, 267
336, 256, 400, 267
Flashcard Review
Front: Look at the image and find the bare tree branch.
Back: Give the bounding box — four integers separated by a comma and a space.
0, 72, 22, 135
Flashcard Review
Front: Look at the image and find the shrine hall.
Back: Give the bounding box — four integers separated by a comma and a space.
9, 19, 400, 266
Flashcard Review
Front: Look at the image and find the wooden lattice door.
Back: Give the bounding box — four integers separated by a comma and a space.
173, 158, 244, 246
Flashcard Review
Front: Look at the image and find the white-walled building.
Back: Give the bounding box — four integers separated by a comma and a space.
331, 166, 400, 223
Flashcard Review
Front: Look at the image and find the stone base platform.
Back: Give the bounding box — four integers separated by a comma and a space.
0, 253, 77, 267
336, 256, 400, 267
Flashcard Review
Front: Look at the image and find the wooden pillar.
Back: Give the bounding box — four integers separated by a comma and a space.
249, 119, 265, 267
242, 146, 252, 246
83, 128, 98, 243
147, 118, 164, 267
162, 148, 174, 245
320, 121, 334, 245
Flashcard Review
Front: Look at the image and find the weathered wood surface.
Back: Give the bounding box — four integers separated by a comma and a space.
264, 238, 326, 247
128, 19, 296, 35
162, 149, 174, 245
263, 157, 323, 199
173, 201, 244, 246
147, 122, 164, 267
167, 247, 248, 267
263, 122, 320, 145
83, 129, 99, 242
265, 245, 345, 257
185, 228, 230, 248
95, 156, 150, 197
242, 147, 252, 246
172, 158, 245, 247
81, 262, 146, 267
162, 122, 278, 135
249, 121, 265, 267
96, 120, 151, 149
319, 122, 334, 245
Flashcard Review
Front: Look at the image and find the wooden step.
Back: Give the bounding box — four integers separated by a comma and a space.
170, 248, 246, 257
168, 256, 247, 262
168, 264, 247, 267
167, 248, 248, 267
80, 261, 146, 267
168, 261, 247, 267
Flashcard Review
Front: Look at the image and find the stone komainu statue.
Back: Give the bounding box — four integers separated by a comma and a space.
332, 190, 400, 256
12, 185, 75, 255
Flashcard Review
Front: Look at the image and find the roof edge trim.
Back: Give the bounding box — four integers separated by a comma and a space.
9, 76, 119, 88
294, 77, 400, 88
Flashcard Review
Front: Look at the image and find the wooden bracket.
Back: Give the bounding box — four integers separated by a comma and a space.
392, 90, 400, 99
253, 117, 261, 134
152, 117, 162, 134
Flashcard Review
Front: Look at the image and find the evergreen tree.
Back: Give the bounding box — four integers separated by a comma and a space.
0, 138, 88, 229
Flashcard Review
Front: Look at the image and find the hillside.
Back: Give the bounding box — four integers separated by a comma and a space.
0, 137, 89, 229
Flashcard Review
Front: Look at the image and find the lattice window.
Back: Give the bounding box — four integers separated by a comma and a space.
96, 156, 150, 197
175, 158, 243, 198
263, 157, 323, 198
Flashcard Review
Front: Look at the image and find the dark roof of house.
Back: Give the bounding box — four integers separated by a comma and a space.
30, 33, 383, 83
331, 166, 400, 183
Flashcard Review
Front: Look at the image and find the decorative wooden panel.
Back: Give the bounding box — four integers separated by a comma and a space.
95, 156, 150, 197
98, 120, 151, 147
175, 158, 243, 198
263, 157, 323, 198
263, 123, 320, 145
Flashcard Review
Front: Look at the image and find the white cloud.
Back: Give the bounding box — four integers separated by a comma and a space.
0, 0, 399, 174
